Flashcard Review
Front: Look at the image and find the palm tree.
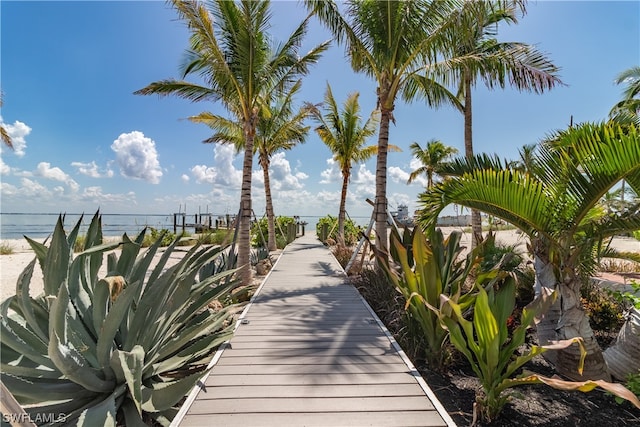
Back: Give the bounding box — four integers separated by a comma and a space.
307, 83, 381, 244
306, 0, 487, 254
610, 66, 640, 126
419, 0, 562, 246
135, 0, 328, 286
1, 93, 13, 149
407, 139, 458, 189
199, 81, 311, 252
419, 121, 640, 380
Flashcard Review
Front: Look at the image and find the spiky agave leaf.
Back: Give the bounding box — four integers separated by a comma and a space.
0, 211, 241, 424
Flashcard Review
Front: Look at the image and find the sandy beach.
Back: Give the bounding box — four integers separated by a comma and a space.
1, 228, 638, 303
0, 236, 195, 302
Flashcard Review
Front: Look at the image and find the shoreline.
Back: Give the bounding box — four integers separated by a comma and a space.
1, 229, 638, 303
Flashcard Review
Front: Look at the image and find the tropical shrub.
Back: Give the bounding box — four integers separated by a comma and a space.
423, 280, 640, 423
581, 281, 626, 332
0, 242, 14, 255
198, 229, 234, 246
251, 216, 296, 248
316, 215, 359, 246
377, 227, 488, 370
0, 213, 240, 426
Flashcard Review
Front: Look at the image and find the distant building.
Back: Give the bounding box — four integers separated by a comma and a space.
391, 204, 415, 227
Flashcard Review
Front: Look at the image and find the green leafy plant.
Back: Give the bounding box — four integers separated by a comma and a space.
581, 281, 626, 331
251, 216, 296, 248
315, 215, 359, 246
0, 242, 14, 255
422, 279, 640, 423
0, 212, 240, 426
608, 280, 640, 310
377, 227, 484, 370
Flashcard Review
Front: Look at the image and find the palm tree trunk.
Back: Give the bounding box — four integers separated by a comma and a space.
555, 275, 611, 381
375, 108, 392, 255
338, 170, 349, 246
603, 307, 640, 381
532, 240, 610, 380
239, 123, 255, 288
532, 252, 562, 365
463, 73, 482, 248
260, 155, 277, 251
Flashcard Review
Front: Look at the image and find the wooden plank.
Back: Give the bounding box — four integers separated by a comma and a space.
181, 411, 447, 427
221, 347, 398, 357
227, 340, 393, 350
215, 354, 402, 366
204, 372, 420, 386
174, 233, 453, 427
193, 384, 425, 399
211, 362, 410, 375
188, 396, 434, 414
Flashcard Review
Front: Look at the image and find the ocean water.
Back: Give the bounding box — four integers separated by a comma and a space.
0, 213, 368, 240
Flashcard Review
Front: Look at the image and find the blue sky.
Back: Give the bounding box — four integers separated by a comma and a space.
1, 1, 638, 221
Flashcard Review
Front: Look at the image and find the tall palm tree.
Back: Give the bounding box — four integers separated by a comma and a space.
199, 81, 311, 251
610, 66, 640, 126
418, 0, 562, 246
307, 83, 381, 244
1, 93, 13, 149
407, 139, 458, 189
307, 0, 486, 254
135, 0, 328, 286
419, 121, 640, 380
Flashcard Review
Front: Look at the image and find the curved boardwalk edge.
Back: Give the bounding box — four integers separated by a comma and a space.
173, 233, 456, 427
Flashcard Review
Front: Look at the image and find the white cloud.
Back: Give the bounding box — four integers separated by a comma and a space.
269, 152, 307, 191
0, 117, 31, 157
111, 131, 162, 184
0, 182, 18, 196
190, 144, 242, 188
0, 158, 10, 175
320, 158, 341, 184
81, 186, 137, 204
35, 162, 79, 192
181, 174, 190, 183
388, 166, 410, 184
18, 177, 52, 198
71, 161, 114, 178
351, 164, 375, 198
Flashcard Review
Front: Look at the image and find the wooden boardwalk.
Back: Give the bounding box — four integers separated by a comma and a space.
173, 233, 456, 427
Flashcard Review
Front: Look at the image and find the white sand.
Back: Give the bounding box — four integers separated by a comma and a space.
1, 228, 638, 302
0, 237, 192, 302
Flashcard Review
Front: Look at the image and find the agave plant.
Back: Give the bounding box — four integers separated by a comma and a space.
1, 212, 240, 426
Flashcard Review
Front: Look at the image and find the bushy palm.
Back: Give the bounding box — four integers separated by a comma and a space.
1, 213, 239, 425
419, 121, 640, 380
610, 66, 640, 126
307, 83, 380, 244
307, 0, 492, 253
407, 139, 458, 188
416, 0, 562, 246
135, 0, 328, 286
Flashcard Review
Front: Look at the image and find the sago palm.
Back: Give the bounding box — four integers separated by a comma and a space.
407, 139, 458, 189
135, 0, 328, 286
418, 121, 640, 380
198, 81, 311, 252
307, 83, 381, 244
